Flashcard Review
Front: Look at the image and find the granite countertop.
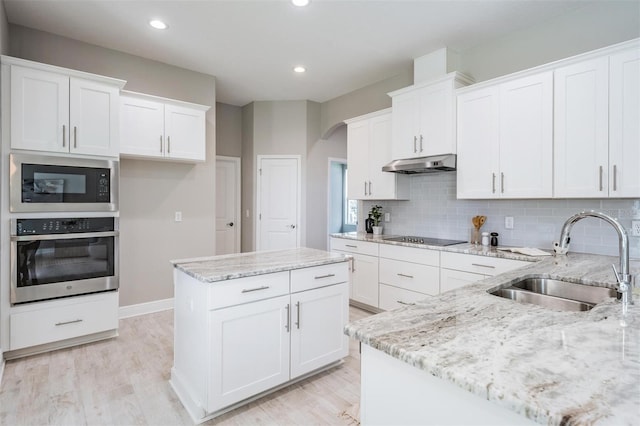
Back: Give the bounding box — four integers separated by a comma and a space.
171, 247, 349, 283
345, 253, 640, 425
331, 232, 550, 262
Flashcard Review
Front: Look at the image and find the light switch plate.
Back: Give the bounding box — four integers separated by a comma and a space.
505, 216, 514, 229
175, 211, 182, 222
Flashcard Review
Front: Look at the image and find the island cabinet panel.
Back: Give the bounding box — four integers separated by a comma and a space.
290, 282, 349, 379
290, 262, 348, 293
208, 294, 291, 412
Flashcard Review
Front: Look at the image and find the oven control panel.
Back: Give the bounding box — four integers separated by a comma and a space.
15, 217, 115, 236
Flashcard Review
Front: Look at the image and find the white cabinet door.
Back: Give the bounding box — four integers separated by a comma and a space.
351, 253, 379, 308
10, 65, 69, 153
119, 95, 165, 158
456, 86, 500, 198
368, 113, 399, 199
208, 295, 290, 412
391, 91, 420, 160
499, 72, 553, 198
290, 283, 349, 379
165, 103, 206, 161
346, 119, 370, 199
554, 58, 609, 197
69, 78, 120, 157
609, 48, 640, 198
419, 80, 455, 156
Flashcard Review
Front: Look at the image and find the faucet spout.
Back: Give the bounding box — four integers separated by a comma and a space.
558, 210, 633, 307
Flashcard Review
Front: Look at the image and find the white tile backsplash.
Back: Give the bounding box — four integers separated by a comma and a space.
362, 172, 640, 259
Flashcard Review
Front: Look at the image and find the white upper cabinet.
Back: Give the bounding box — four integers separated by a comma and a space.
389, 73, 472, 159
8, 60, 124, 157
609, 48, 640, 198
457, 72, 553, 199
120, 91, 209, 162
554, 57, 610, 197
554, 46, 640, 198
345, 109, 408, 200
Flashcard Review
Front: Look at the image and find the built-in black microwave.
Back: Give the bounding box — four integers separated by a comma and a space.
9, 153, 119, 212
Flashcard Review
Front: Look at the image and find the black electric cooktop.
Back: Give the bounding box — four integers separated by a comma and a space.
383, 235, 467, 246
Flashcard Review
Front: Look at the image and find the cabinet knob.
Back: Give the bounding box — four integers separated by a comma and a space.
227, 222, 234, 227
290, 224, 296, 229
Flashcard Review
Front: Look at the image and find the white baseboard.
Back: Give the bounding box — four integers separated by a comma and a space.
119, 297, 174, 319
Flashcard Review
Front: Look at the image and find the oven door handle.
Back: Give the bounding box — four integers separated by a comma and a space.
11, 231, 119, 242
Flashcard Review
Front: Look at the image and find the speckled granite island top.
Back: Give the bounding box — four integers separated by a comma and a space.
345, 253, 640, 425
171, 247, 349, 282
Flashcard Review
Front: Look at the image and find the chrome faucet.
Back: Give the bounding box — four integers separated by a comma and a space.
558, 210, 634, 307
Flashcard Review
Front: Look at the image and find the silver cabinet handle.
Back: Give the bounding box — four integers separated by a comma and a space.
471, 263, 495, 269
62, 125, 66, 147
397, 273, 414, 279
314, 273, 335, 280
419, 134, 423, 152
368, 181, 372, 196
501, 172, 505, 194
397, 301, 416, 306
241, 285, 270, 293
55, 319, 83, 326
599, 166, 603, 191
613, 165, 617, 191
285, 304, 290, 332
492, 173, 496, 194
364, 181, 367, 196
74, 126, 77, 148
160, 135, 163, 153
345, 244, 357, 248
295, 301, 301, 329
352, 258, 356, 272
167, 136, 171, 154
413, 136, 418, 153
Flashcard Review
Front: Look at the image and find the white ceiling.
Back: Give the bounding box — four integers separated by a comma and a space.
4, 0, 600, 106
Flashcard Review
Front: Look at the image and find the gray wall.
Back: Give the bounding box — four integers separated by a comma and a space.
9, 25, 217, 307
241, 102, 255, 252
216, 102, 242, 158
0, 1, 8, 55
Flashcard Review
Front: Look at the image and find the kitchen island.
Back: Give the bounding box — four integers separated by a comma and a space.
346, 252, 640, 425
170, 248, 351, 424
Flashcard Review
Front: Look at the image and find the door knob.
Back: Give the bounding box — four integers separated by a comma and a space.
227, 222, 234, 227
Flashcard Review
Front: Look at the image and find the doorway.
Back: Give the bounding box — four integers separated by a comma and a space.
215, 156, 241, 255
256, 155, 301, 251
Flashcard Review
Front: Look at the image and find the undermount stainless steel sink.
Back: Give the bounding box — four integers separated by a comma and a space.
489, 277, 617, 312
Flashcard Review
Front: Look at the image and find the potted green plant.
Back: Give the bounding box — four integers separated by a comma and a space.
369, 205, 384, 235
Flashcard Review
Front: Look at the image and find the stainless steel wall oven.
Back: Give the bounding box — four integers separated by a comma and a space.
10, 153, 118, 213
10, 217, 119, 304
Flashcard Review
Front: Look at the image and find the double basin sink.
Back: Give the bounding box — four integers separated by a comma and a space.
489, 277, 617, 312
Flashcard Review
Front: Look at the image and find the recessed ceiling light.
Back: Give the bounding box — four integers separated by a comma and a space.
293, 66, 306, 73
292, 0, 310, 7
149, 19, 168, 30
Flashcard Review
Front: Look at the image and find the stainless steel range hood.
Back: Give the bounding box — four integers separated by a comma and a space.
382, 154, 456, 174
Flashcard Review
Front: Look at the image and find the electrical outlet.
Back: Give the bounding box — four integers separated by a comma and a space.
384, 212, 391, 222
632, 220, 640, 237
175, 211, 182, 222
505, 216, 514, 229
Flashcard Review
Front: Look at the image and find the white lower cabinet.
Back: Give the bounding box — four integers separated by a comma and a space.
172, 262, 349, 422
208, 294, 291, 412
9, 291, 119, 350
440, 252, 529, 292
330, 238, 379, 308
379, 284, 427, 311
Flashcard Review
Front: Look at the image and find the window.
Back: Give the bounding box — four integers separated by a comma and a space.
343, 165, 357, 232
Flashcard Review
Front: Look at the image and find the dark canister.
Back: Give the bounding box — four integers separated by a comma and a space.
490, 232, 499, 246
365, 215, 374, 233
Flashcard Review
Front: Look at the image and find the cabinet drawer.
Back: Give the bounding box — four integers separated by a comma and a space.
10, 292, 118, 350
440, 252, 530, 276
330, 238, 378, 256
440, 268, 486, 293
379, 258, 439, 296
379, 244, 439, 266
379, 284, 429, 311
208, 271, 290, 310
290, 262, 349, 293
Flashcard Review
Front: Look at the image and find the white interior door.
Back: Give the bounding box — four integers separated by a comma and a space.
216, 156, 241, 255
257, 156, 300, 251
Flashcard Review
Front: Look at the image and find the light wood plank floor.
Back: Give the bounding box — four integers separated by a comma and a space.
0, 306, 372, 425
